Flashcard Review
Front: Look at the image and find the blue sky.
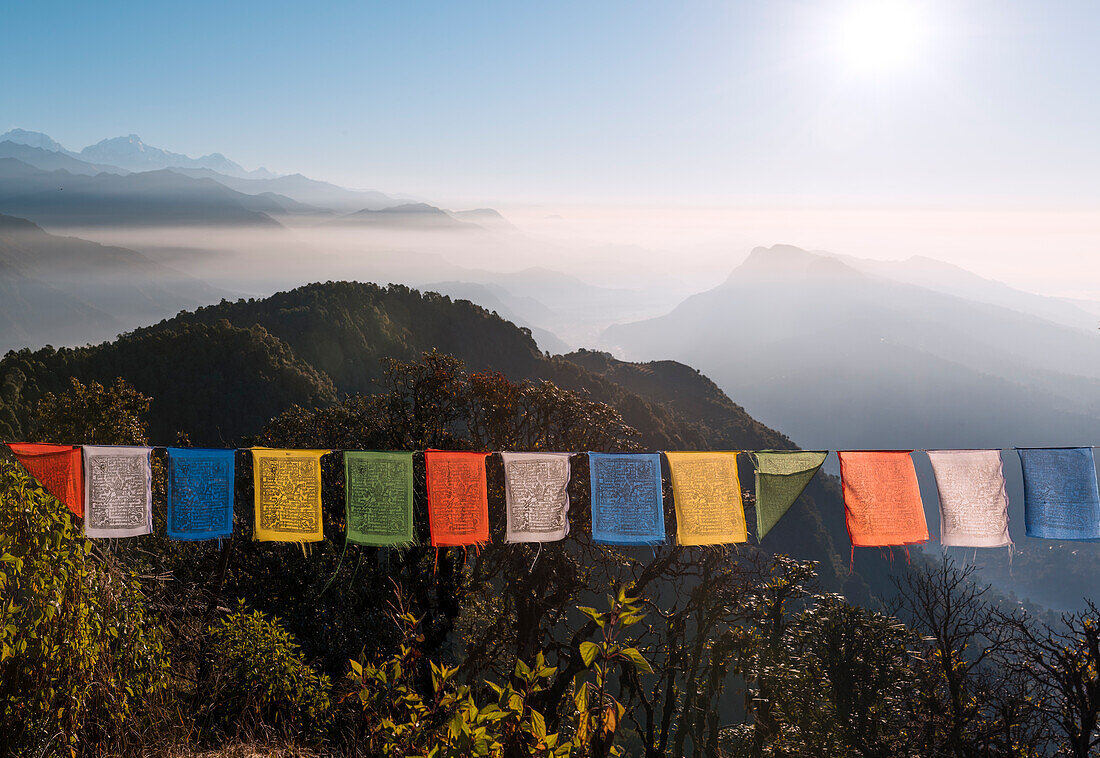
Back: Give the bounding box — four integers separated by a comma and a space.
2, 0, 1099, 206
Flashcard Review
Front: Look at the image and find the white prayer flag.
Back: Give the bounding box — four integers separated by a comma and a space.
83, 445, 153, 539
501, 452, 571, 543
927, 449, 1011, 548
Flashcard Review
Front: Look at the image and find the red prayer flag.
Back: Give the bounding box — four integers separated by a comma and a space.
424, 450, 490, 547
838, 451, 928, 547
8, 443, 84, 518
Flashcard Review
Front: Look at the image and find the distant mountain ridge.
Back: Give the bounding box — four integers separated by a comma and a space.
0, 128, 67, 153
0, 129, 276, 179
604, 244, 1100, 450
0, 141, 129, 176
0, 129, 471, 215
830, 252, 1100, 332
451, 208, 518, 231
0, 158, 283, 229
166, 168, 400, 212
326, 202, 480, 229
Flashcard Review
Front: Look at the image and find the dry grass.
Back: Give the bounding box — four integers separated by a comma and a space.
150, 742, 322, 757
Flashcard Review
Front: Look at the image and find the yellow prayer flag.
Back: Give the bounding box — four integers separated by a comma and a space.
665, 451, 747, 545
251, 448, 329, 542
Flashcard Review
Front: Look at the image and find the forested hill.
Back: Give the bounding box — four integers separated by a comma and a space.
0, 280, 864, 598
133, 282, 795, 452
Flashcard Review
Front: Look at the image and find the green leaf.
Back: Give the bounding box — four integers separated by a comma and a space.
579, 641, 600, 668
574, 682, 589, 712
530, 707, 547, 739
621, 646, 653, 673
514, 657, 532, 680
578, 606, 606, 628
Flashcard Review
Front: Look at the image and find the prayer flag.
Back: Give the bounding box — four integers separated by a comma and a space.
1018, 447, 1100, 540
664, 451, 746, 545
501, 452, 571, 543
83, 445, 153, 539
8, 443, 84, 518
424, 450, 490, 547
751, 450, 827, 540
166, 448, 235, 541
838, 451, 928, 547
251, 448, 328, 542
927, 450, 1011, 548
588, 452, 665, 546
344, 451, 415, 547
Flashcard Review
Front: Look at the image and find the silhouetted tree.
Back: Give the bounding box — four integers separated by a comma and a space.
894, 558, 1043, 756
1001, 601, 1100, 758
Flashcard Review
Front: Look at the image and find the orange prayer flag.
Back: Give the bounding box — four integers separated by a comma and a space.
424, 450, 490, 547
8, 443, 84, 518
837, 451, 928, 547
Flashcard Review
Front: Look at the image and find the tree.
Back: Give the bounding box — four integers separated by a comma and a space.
1001, 602, 1100, 758
746, 594, 926, 757
893, 558, 1042, 756
31, 376, 151, 445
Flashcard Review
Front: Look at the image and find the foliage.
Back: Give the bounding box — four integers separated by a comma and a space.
202, 602, 333, 744
0, 319, 336, 444
573, 586, 654, 758
3, 332, 1096, 756
766, 594, 926, 755
1000, 601, 1100, 758
894, 558, 1041, 755
150, 282, 549, 396
346, 587, 651, 758
31, 375, 151, 445
346, 601, 562, 756
0, 456, 171, 757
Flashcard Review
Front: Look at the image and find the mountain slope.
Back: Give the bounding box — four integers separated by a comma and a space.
604, 244, 1100, 450
0, 259, 118, 350
451, 208, 517, 230
0, 141, 127, 176
422, 281, 568, 353
0, 214, 226, 351
0, 320, 336, 444
835, 252, 1100, 332
168, 168, 399, 212
562, 349, 794, 450
325, 203, 478, 230
0, 159, 282, 229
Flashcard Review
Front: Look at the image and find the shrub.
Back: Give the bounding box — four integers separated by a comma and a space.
347, 608, 572, 757
0, 456, 171, 756
345, 588, 652, 757
203, 603, 332, 743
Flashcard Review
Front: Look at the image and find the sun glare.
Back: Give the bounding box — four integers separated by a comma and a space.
834, 0, 926, 76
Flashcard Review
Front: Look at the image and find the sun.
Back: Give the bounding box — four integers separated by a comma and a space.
833, 0, 926, 76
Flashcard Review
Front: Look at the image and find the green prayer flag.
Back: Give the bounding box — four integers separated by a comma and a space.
344, 451, 415, 546
752, 451, 828, 541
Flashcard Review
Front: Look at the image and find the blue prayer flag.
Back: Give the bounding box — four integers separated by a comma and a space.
167, 447, 236, 541
1017, 447, 1100, 540
588, 452, 665, 545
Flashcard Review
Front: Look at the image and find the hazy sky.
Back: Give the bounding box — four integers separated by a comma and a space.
3, 0, 1099, 206
3, 0, 1100, 298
